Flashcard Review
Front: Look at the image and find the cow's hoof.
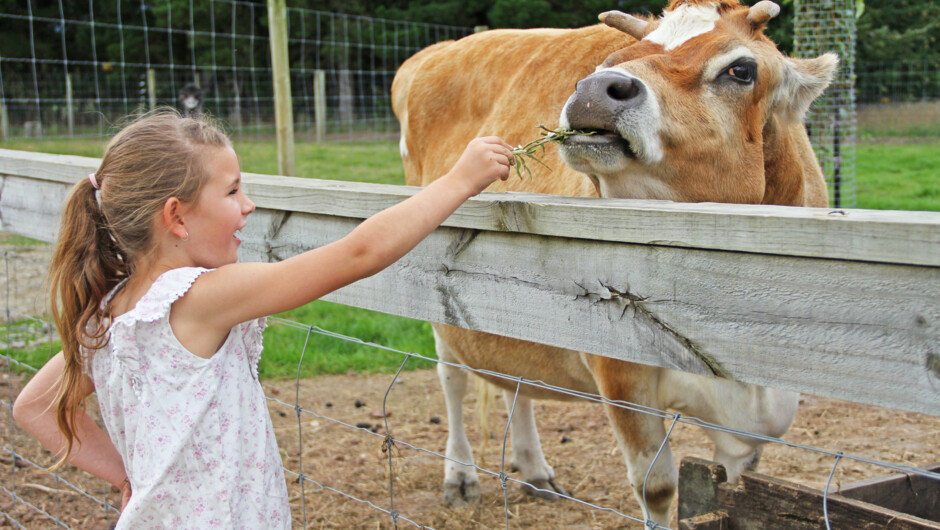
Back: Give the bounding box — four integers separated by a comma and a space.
520, 477, 568, 501
744, 446, 763, 472
443, 479, 481, 507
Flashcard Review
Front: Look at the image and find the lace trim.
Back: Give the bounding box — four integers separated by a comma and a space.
111, 267, 210, 328
106, 267, 210, 372
241, 317, 267, 380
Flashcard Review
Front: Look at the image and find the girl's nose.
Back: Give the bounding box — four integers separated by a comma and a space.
243, 195, 255, 215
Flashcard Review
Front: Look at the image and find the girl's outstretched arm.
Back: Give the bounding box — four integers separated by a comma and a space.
13, 353, 130, 500
182, 136, 513, 331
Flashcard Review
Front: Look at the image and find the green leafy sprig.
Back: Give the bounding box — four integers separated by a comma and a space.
511, 126, 596, 179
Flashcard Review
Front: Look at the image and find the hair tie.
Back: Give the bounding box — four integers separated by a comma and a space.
88, 173, 100, 190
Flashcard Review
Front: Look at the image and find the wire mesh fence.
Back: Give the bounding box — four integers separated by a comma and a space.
793, 0, 857, 208
0, 0, 471, 142
856, 61, 940, 139
3, 242, 939, 528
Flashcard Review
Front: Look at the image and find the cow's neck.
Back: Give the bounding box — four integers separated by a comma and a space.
760, 115, 811, 206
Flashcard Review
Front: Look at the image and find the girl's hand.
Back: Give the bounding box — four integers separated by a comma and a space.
445, 136, 514, 196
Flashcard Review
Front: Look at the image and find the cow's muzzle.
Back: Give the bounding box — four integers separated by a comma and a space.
564, 70, 646, 156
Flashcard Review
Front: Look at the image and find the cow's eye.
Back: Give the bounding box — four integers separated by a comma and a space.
720, 60, 757, 84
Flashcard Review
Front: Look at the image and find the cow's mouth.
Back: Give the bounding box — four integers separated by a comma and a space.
563, 129, 636, 159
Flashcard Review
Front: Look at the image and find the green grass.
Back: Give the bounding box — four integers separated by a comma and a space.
0, 137, 407, 186
854, 142, 940, 211
236, 140, 406, 185
1, 319, 60, 375
1, 136, 937, 379
261, 302, 436, 379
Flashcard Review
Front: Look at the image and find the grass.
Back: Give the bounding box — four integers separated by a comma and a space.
1, 135, 937, 379
854, 142, 940, 211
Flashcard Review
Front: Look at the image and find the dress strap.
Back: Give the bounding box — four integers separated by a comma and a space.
111, 267, 211, 326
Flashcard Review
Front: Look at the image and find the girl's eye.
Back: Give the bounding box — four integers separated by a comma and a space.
229, 188, 239, 195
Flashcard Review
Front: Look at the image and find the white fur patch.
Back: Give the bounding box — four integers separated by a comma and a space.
645, 3, 720, 51
704, 46, 756, 81
399, 134, 408, 158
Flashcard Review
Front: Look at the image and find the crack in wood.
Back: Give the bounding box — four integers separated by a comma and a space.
264, 211, 290, 263
493, 198, 535, 233
596, 283, 731, 379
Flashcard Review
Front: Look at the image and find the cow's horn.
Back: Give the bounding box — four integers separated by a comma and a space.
747, 1, 781, 27
599, 11, 650, 40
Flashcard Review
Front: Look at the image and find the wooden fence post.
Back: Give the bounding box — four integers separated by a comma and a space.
65, 73, 74, 137
267, 0, 294, 176
314, 69, 326, 143
147, 68, 157, 111
1, 101, 8, 141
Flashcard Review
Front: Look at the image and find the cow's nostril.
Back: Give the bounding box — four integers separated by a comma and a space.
607, 79, 639, 101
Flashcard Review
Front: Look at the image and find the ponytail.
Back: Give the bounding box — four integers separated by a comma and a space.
46, 175, 127, 470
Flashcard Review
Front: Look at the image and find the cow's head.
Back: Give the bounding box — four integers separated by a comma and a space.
558, 0, 837, 204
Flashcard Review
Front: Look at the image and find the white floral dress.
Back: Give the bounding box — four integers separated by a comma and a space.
88, 267, 290, 529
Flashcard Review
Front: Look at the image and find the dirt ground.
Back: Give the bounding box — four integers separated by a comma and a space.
3, 369, 940, 529
2, 237, 939, 529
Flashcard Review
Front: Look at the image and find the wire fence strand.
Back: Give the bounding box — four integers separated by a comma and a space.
4, 282, 940, 528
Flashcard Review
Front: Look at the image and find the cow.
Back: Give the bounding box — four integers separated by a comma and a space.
391, 0, 837, 525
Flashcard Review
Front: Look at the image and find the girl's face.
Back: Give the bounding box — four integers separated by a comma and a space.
181, 146, 255, 268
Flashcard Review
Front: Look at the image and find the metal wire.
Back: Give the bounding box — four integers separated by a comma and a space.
794, 0, 857, 207
823, 451, 844, 530
3, 239, 939, 528
0, 1, 470, 141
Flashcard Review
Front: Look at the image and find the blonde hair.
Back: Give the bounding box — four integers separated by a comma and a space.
47, 109, 231, 468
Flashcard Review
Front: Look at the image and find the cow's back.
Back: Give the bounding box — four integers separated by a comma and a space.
392, 25, 635, 197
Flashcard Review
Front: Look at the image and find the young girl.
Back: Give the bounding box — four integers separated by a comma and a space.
12, 111, 513, 528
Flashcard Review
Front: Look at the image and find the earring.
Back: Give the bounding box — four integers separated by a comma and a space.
181, 232, 189, 242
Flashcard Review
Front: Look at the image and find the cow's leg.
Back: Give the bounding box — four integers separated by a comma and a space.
434, 330, 480, 506
705, 429, 764, 481
586, 356, 676, 527
502, 389, 567, 500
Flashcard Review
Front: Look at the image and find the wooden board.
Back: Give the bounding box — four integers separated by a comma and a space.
1, 150, 939, 415
833, 463, 940, 522
1, 148, 938, 266
678, 457, 940, 530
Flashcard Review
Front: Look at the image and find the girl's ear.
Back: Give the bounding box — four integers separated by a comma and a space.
163, 197, 188, 240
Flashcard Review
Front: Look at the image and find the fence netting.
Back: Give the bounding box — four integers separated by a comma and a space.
0, 0, 471, 142
794, 0, 857, 208
3, 244, 939, 528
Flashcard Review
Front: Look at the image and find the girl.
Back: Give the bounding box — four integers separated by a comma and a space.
12, 110, 513, 528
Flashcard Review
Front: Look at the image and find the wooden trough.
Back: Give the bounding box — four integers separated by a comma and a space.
678, 457, 940, 529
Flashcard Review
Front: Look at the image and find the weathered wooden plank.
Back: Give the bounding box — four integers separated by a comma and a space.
234, 208, 940, 415
678, 457, 727, 523
1, 149, 938, 267
1, 153, 939, 415
677, 512, 730, 530
679, 458, 940, 530
0, 176, 72, 241
833, 463, 940, 521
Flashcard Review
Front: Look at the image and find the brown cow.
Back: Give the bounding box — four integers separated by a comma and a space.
392, 0, 836, 525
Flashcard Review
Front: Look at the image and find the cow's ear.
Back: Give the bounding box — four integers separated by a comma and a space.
771, 53, 838, 124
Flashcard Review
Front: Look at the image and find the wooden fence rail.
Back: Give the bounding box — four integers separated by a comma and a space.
1, 148, 937, 416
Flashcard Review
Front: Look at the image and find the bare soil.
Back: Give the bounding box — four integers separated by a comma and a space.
2, 236, 938, 528
4, 369, 939, 529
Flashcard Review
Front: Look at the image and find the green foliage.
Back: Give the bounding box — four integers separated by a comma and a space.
856, 0, 940, 65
